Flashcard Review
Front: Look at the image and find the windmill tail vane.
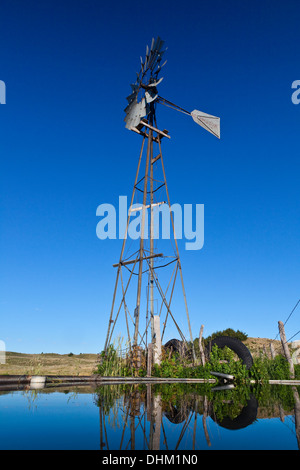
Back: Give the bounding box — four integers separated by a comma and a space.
156, 95, 220, 139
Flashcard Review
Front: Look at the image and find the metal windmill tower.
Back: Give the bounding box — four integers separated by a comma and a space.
104, 37, 220, 364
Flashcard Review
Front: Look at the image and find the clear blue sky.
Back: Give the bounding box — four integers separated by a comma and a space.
0, 0, 299, 354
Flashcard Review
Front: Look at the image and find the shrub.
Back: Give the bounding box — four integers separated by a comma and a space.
207, 344, 249, 383
250, 354, 291, 382
96, 345, 126, 377
206, 328, 248, 343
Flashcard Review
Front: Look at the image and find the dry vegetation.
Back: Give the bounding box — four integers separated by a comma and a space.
243, 337, 283, 358
0, 351, 99, 376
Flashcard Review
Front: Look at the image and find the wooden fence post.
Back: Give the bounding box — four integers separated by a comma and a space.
292, 387, 300, 449
147, 343, 153, 377
199, 325, 206, 366
278, 321, 295, 379
136, 346, 141, 370
153, 315, 162, 366
270, 342, 276, 360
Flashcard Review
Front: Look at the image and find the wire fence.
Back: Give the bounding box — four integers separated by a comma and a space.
275, 299, 300, 343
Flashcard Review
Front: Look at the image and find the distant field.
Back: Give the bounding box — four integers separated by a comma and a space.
0, 338, 284, 376
244, 337, 283, 358
0, 351, 99, 376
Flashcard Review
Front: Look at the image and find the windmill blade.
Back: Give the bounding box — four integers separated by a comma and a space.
126, 91, 138, 104
148, 77, 163, 87
191, 110, 220, 139
140, 56, 144, 73
156, 60, 167, 75
150, 37, 155, 51
145, 88, 158, 103
147, 36, 165, 71
154, 36, 165, 53
124, 98, 147, 129
144, 45, 149, 68
130, 83, 139, 93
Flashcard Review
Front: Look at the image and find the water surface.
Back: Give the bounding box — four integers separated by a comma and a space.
0, 383, 299, 450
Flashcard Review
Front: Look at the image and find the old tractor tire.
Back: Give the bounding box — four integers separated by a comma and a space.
164, 404, 190, 424
212, 395, 258, 430
164, 338, 187, 356
164, 338, 182, 352
207, 336, 253, 370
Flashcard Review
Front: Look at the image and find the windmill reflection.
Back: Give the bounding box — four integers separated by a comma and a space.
96, 384, 260, 451
0, 380, 299, 449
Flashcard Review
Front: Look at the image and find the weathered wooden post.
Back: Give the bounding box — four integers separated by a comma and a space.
202, 396, 211, 447
278, 321, 295, 379
153, 315, 162, 366
199, 324, 206, 366
270, 342, 276, 360
292, 386, 300, 450
130, 346, 136, 371
291, 341, 300, 365
131, 345, 142, 374
146, 384, 152, 422
147, 343, 153, 377
151, 394, 162, 450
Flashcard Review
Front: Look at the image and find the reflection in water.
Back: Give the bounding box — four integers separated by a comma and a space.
0, 381, 299, 450
95, 384, 300, 450
212, 395, 258, 430
293, 387, 300, 449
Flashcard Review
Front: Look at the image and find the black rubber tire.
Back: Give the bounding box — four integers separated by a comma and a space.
207, 336, 253, 370
164, 338, 182, 352
164, 338, 187, 355
212, 395, 258, 430
164, 404, 187, 424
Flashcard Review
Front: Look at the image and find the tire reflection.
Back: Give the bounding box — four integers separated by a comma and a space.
95, 384, 300, 450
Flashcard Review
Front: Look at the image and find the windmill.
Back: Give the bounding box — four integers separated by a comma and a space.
103, 37, 220, 366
